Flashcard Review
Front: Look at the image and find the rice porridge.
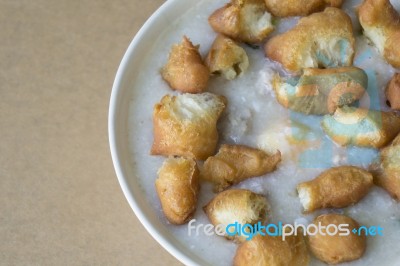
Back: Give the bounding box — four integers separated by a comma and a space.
128, 0, 400, 265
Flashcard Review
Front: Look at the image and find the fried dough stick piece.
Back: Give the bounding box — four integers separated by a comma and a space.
202, 145, 281, 192
297, 166, 373, 212
358, 0, 400, 68
156, 157, 200, 224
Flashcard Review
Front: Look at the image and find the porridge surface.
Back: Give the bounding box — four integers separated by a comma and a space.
128, 0, 400, 265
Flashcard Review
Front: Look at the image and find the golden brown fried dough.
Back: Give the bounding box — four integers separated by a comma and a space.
386, 73, 400, 110
373, 133, 400, 200
321, 106, 400, 148
151, 93, 227, 160
162, 36, 209, 93
358, 0, 400, 68
234, 231, 309, 266
265, 8, 355, 72
202, 144, 281, 192
273, 67, 367, 115
297, 166, 373, 212
209, 0, 274, 44
308, 214, 366, 264
203, 189, 268, 241
264, 0, 344, 17
155, 157, 200, 225
205, 35, 249, 80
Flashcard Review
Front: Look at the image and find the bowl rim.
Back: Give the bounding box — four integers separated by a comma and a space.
108, 1, 199, 265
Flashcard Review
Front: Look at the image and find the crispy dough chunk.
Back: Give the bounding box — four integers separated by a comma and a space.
373, 133, 400, 200
386, 73, 400, 110
203, 189, 268, 242
264, 0, 344, 17
202, 144, 281, 192
308, 214, 366, 264
297, 166, 373, 212
321, 106, 400, 148
265, 8, 355, 72
208, 0, 274, 44
358, 0, 400, 68
161, 36, 209, 93
205, 35, 249, 80
273, 67, 367, 115
155, 157, 200, 225
234, 231, 309, 266
151, 93, 227, 160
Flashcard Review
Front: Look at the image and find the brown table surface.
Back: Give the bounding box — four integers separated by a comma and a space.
0, 0, 182, 265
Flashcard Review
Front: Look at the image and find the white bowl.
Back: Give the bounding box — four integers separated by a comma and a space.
109, 1, 400, 265
108, 0, 206, 265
